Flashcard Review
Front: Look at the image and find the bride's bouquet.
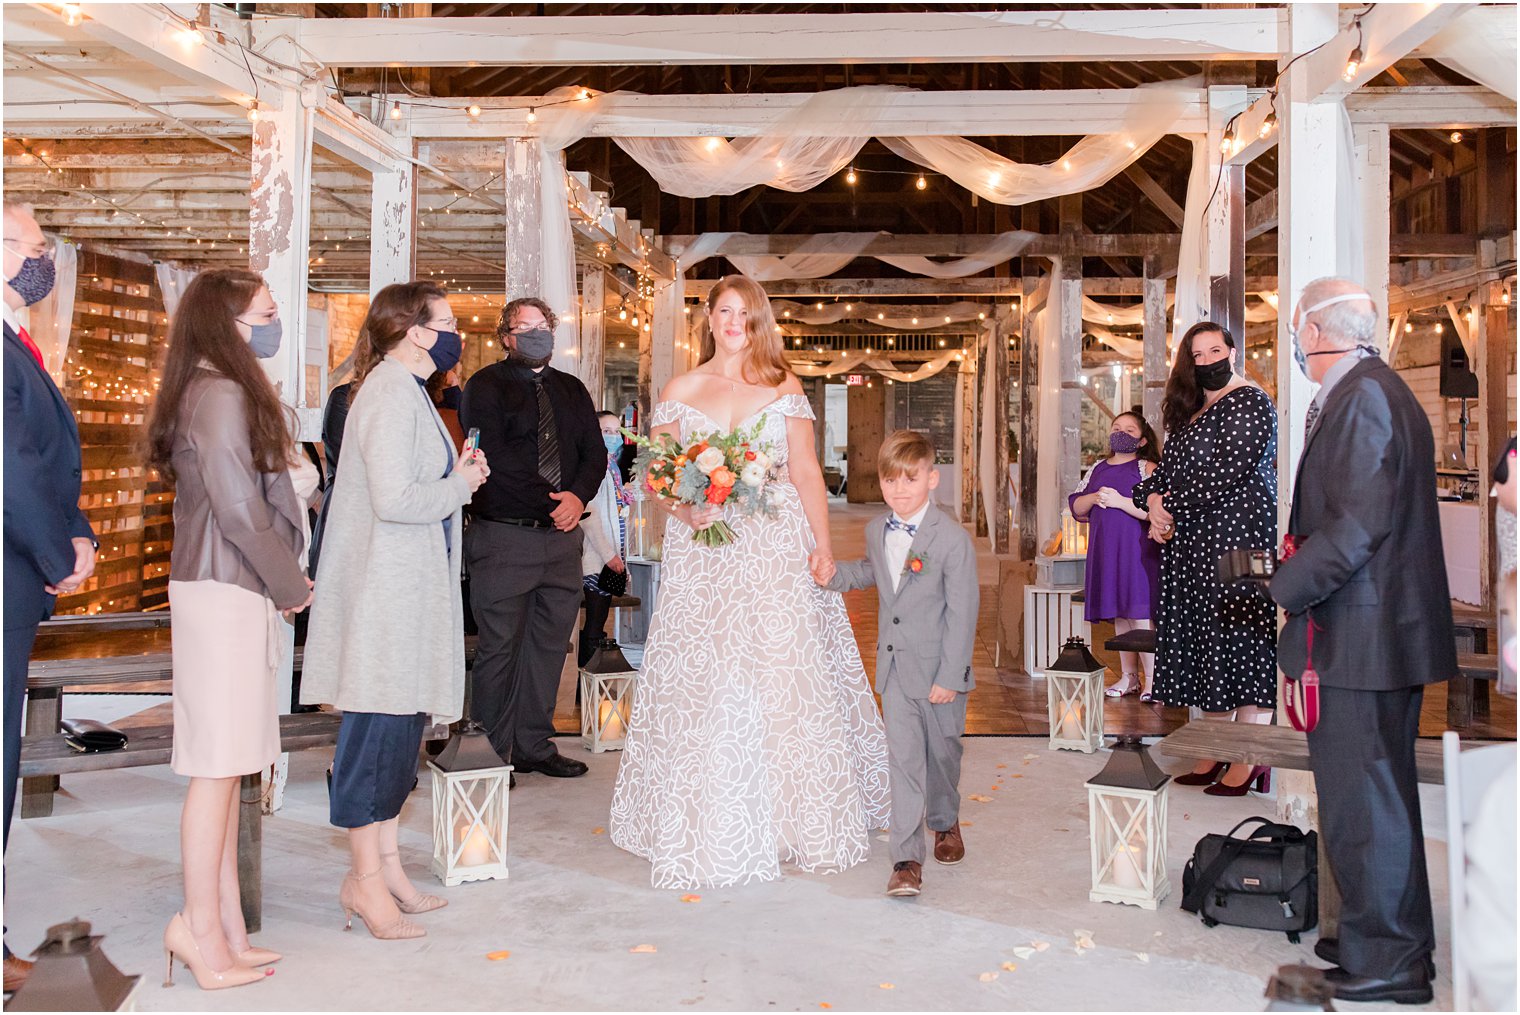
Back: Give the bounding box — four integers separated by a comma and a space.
623, 422, 781, 547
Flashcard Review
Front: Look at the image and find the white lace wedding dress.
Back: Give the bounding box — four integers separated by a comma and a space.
610, 394, 890, 889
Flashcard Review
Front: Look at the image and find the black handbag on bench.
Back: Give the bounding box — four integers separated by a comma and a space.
61, 718, 128, 754
1181, 816, 1318, 943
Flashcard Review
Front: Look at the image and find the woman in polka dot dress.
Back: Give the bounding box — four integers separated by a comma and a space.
1133, 322, 1278, 796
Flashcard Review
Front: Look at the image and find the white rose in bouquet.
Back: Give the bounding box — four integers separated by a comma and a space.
694, 446, 726, 474
750, 450, 771, 471
740, 461, 767, 487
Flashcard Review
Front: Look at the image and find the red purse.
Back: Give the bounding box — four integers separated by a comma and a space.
1278, 535, 1320, 733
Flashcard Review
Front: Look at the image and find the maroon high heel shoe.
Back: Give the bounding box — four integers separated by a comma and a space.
1173, 761, 1227, 786
1204, 765, 1271, 796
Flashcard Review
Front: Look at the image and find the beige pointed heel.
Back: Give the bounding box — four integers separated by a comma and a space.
380, 850, 448, 914
162, 913, 270, 990
339, 869, 427, 940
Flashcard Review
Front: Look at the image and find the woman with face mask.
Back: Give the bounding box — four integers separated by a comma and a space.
577, 411, 632, 665
144, 269, 317, 990
1132, 322, 1279, 795
298, 282, 488, 941
1068, 408, 1163, 700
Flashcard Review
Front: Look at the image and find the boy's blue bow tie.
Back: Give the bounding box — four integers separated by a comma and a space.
885, 517, 917, 536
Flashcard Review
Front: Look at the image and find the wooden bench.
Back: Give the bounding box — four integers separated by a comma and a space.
1158, 717, 1500, 936
1104, 628, 1158, 654
20, 711, 447, 932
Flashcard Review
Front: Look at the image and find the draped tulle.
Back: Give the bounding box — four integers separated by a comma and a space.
609, 395, 890, 889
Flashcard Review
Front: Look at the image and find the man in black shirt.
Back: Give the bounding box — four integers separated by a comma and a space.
460, 297, 603, 778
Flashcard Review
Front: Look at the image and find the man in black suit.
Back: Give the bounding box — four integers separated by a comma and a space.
2, 201, 96, 991
1270, 277, 1456, 1005
460, 297, 603, 779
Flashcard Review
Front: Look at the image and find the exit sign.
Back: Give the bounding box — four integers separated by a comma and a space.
845, 374, 866, 386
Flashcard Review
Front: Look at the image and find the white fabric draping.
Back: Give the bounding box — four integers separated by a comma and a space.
1332, 101, 1365, 289
609, 85, 1190, 206
154, 262, 197, 317
1171, 135, 1210, 338
1421, 6, 1518, 101
1081, 293, 1273, 330
788, 348, 963, 382
26, 234, 77, 380
694, 231, 1040, 281
1087, 325, 1143, 359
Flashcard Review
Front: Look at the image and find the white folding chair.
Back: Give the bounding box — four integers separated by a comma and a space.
1442, 731, 1518, 1012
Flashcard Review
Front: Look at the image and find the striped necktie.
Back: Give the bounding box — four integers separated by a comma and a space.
534, 374, 562, 489
1304, 398, 1322, 438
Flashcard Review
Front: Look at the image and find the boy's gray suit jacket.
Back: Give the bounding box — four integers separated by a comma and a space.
827, 503, 979, 700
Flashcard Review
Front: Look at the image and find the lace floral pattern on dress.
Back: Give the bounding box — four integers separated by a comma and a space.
610, 394, 890, 889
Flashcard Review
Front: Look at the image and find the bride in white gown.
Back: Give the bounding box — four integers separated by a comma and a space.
610, 274, 890, 889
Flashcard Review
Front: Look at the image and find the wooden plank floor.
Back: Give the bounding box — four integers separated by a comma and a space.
28, 499, 1515, 743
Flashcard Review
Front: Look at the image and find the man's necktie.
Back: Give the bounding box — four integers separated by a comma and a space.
885, 516, 917, 537
15, 326, 44, 370
534, 375, 562, 489
1304, 398, 1322, 438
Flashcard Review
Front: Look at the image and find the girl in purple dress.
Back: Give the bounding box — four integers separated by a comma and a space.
1069, 408, 1162, 699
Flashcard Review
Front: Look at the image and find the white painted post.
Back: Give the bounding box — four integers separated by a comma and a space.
650, 275, 682, 402
579, 267, 608, 406
1206, 85, 1249, 346
1142, 255, 1167, 429
1275, 2, 1342, 849
1354, 123, 1392, 347
1057, 257, 1084, 533
503, 139, 543, 302
370, 125, 416, 297
249, 85, 317, 439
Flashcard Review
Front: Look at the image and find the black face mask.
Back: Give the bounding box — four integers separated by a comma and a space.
1194, 358, 1234, 391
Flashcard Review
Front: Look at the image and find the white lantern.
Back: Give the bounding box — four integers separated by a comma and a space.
1046, 637, 1105, 753
580, 638, 637, 752
428, 722, 511, 887
1087, 735, 1171, 909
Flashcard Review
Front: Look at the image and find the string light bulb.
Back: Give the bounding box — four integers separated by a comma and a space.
526, 108, 537, 123
467, 103, 481, 117
1449, 130, 1463, 144
179, 25, 205, 47
1405, 321, 1414, 333
578, 88, 592, 101
845, 167, 857, 185
1435, 321, 1444, 335
1503, 288, 1511, 305
915, 175, 927, 191
389, 100, 403, 120
246, 102, 260, 122
60, 3, 82, 26
1220, 127, 1236, 155
1342, 45, 1363, 82
1258, 109, 1278, 140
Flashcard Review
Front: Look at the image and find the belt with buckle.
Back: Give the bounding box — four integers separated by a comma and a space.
476, 515, 553, 530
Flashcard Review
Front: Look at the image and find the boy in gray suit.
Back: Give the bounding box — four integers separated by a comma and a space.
818, 430, 979, 897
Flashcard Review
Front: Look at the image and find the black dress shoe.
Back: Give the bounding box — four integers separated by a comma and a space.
514, 752, 588, 778
1316, 939, 1436, 979
1323, 964, 1433, 1005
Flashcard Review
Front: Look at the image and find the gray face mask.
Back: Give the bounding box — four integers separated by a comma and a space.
513, 326, 554, 362
243, 319, 282, 359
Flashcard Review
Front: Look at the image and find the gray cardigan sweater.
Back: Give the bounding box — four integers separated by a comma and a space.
299, 356, 473, 722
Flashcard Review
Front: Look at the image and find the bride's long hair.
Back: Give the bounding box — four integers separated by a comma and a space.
697, 274, 790, 387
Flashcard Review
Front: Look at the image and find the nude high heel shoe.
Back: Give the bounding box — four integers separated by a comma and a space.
235, 946, 282, 967
162, 913, 270, 990
339, 869, 427, 940
380, 851, 448, 915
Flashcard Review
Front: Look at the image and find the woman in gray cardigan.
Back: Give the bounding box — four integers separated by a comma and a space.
300, 282, 487, 941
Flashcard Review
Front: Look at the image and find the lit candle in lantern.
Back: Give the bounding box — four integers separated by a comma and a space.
457, 821, 493, 867
1111, 838, 1144, 890
1059, 701, 1083, 740
599, 699, 628, 740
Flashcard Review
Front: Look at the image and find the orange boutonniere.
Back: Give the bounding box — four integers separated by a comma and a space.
904, 551, 927, 576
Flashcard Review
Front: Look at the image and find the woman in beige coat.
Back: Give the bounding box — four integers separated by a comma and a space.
145, 268, 315, 990
301, 282, 487, 940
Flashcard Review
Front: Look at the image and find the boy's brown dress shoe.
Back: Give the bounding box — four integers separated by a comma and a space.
886, 861, 922, 897
4, 956, 34, 994
933, 823, 965, 865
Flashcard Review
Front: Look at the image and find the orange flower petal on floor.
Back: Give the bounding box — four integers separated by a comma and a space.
679, 894, 701, 903
591, 826, 605, 834
630, 944, 658, 954
486, 951, 511, 961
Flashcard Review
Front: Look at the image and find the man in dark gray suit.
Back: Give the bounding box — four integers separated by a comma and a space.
1270, 277, 1456, 1005
822, 430, 979, 898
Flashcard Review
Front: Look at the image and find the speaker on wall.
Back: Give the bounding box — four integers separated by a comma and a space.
1439, 330, 1480, 398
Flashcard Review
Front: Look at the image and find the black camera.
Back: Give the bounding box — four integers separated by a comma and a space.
1218, 548, 1276, 583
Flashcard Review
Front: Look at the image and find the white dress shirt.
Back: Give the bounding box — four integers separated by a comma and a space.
885, 501, 930, 594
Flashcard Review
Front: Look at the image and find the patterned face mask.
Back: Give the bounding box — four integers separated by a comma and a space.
1109, 432, 1143, 454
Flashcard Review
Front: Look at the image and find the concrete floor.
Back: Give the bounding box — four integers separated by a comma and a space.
6, 739, 1455, 1012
